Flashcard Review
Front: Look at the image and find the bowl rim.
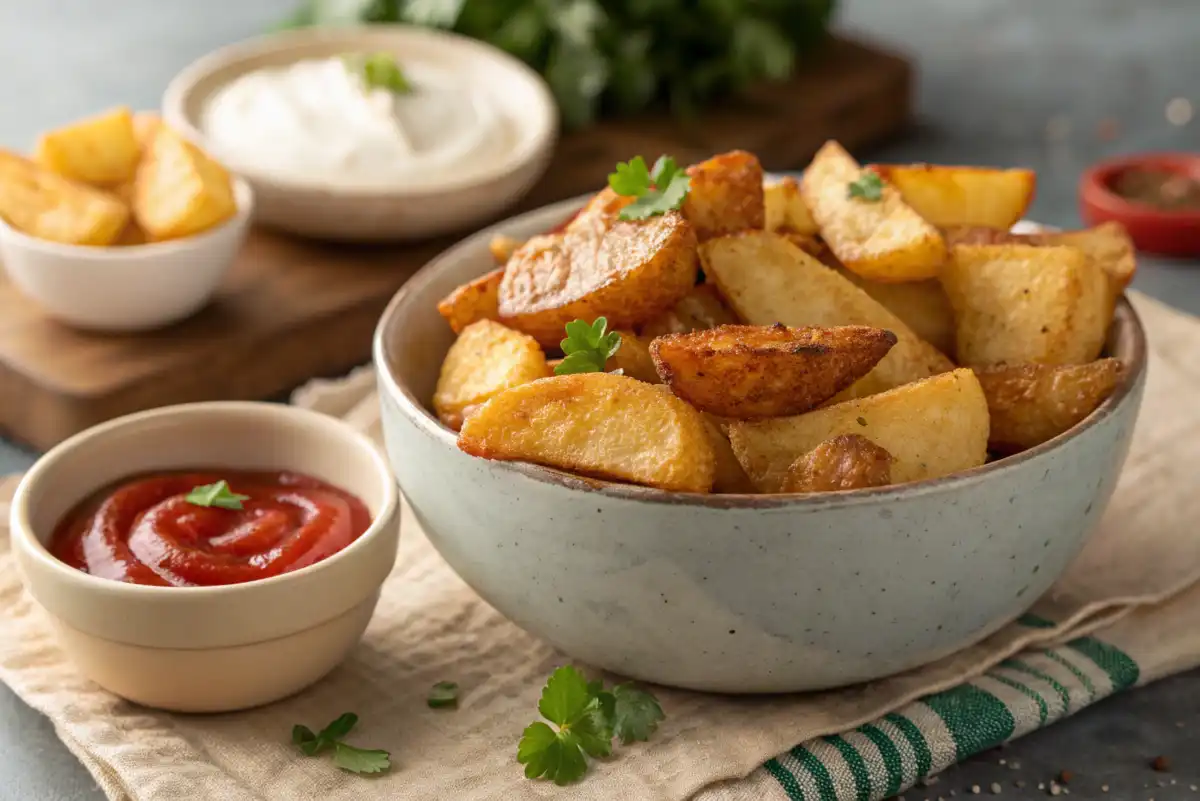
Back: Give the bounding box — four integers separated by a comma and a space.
161, 24, 559, 198
374, 193, 1149, 509
1079, 151, 1200, 226
0, 175, 254, 261
9, 401, 400, 597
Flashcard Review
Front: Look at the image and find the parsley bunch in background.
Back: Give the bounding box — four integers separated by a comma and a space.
277, 0, 836, 128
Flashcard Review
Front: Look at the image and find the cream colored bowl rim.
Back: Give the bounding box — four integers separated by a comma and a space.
374, 193, 1148, 509
162, 25, 558, 197
10, 401, 399, 597
0, 176, 254, 260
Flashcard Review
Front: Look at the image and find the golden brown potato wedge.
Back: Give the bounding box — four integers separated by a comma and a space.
497, 188, 698, 347
871, 164, 1036, 229
835, 268, 956, 356
801, 141, 947, 282
458, 372, 716, 492
608, 330, 661, 383
699, 412, 756, 493
729, 368, 989, 492
0, 149, 128, 246
488, 234, 523, 266
763, 176, 818, 235
974, 359, 1123, 454
132, 111, 163, 152
682, 150, 765, 240
942, 244, 1110, 366
35, 107, 140, 186
780, 434, 893, 493
134, 126, 237, 240
701, 232, 954, 396
650, 324, 897, 419
639, 284, 740, 338
433, 320, 551, 430
437, 268, 504, 334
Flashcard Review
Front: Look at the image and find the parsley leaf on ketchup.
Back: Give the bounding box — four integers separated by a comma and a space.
185, 480, 249, 510
608, 155, 691, 221
555, 318, 622, 376
293, 712, 391, 775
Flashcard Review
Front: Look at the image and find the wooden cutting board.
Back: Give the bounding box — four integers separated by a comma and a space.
0, 36, 911, 451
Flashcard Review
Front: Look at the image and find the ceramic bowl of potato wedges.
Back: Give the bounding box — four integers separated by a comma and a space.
374, 144, 1146, 693
0, 107, 251, 332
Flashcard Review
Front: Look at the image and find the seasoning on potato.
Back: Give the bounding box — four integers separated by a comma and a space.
437, 145, 1132, 495
974, 359, 1123, 454
802, 140, 947, 282
458, 372, 716, 493
649, 324, 898, 419
780, 434, 894, 493
728, 368, 990, 493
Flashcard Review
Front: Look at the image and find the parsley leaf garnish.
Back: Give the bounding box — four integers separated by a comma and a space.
517, 666, 664, 785
293, 713, 391, 775
346, 52, 413, 94
608, 155, 691, 221
847, 171, 884, 202
555, 317, 622, 375
428, 680, 459, 709
185, 480, 249, 510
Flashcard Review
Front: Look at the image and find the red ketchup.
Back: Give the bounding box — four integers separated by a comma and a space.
50, 471, 371, 587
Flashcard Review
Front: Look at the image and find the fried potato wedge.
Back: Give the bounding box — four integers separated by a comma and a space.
682, 150, 765, 240
459, 372, 716, 493
609, 330, 661, 383
35, 106, 140, 186
942, 244, 1109, 366
437, 268, 503, 334
835, 269, 956, 356
780, 434, 893, 493
699, 412, 756, 493
701, 232, 954, 396
0, 149, 128, 246
497, 188, 698, 347
871, 164, 1036, 229
639, 284, 741, 338
433, 320, 551, 430
763, 176, 818, 235
729, 368, 989, 492
132, 111, 163, 152
650, 324, 897, 419
134, 126, 237, 240
974, 359, 1123, 454
488, 234, 523, 266
802, 141, 947, 282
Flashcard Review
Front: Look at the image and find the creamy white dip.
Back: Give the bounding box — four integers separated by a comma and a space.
201, 56, 514, 189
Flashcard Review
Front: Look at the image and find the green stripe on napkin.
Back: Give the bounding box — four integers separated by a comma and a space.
762, 635, 1139, 801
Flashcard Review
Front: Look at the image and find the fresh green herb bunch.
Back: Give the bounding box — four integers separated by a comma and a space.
278, 0, 837, 128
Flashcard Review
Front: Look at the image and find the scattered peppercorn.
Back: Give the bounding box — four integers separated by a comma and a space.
1151, 756, 1171, 772
1058, 770, 1074, 784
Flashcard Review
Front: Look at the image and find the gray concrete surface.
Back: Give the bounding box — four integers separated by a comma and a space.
0, 0, 1197, 798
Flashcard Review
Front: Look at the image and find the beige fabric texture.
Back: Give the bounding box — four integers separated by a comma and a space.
0, 291, 1196, 801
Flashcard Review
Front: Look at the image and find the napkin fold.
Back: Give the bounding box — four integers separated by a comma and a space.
0, 291, 1197, 801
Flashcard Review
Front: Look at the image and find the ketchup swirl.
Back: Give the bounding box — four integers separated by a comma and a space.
50, 471, 371, 587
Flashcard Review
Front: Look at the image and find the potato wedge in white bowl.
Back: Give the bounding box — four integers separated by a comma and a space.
373, 149, 1145, 693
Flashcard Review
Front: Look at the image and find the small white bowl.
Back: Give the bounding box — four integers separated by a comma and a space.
0, 178, 253, 332
10, 401, 400, 712
163, 26, 558, 243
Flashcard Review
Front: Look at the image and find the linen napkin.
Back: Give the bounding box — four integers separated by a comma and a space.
0, 290, 1196, 801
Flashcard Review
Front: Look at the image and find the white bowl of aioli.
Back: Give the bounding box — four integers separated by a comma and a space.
163, 26, 558, 243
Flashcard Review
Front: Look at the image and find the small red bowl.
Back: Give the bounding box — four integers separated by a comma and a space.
1079, 152, 1200, 257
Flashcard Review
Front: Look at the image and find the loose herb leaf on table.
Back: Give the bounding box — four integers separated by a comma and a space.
293, 712, 391, 775
428, 680, 460, 709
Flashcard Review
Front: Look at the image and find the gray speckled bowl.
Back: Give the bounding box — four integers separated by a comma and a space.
373, 196, 1147, 694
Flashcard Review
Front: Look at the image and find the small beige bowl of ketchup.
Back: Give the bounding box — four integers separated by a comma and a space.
8, 402, 399, 713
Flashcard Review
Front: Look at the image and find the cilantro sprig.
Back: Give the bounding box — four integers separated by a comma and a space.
345, 52, 413, 94
293, 713, 391, 775
428, 681, 459, 709
609, 155, 691, 221
847, 171, 884, 202
517, 666, 665, 785
555, 317, 622, 376
185, 480, 249, 510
